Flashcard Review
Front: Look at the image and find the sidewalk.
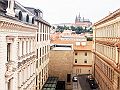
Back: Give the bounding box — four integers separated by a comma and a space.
73, 81, 82, 90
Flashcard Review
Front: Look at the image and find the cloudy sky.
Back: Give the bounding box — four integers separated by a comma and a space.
17, 0, 120, 24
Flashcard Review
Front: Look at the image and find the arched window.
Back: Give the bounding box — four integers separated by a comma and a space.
18, 11, 22, 20
32, 17, 34, 24
26, 14, 29, 22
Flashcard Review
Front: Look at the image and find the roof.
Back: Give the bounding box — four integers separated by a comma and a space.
15, 1, 51, 26
94, 8, 120, 26
42, 77, 58, 90
51, 39, 93, 51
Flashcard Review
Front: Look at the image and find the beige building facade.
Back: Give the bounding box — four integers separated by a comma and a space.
93, 8, 120, 90
49, 44, 73, 90
73, 49, 93, 75
35, 15, 51, 90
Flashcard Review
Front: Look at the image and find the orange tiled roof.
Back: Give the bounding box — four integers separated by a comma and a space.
51, 39, 93, 50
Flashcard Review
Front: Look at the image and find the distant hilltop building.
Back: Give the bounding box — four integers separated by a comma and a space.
74, 13, 92, 27
52, 13, 92, 29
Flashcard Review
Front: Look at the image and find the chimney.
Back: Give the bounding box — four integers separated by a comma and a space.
6, 0, 15, 17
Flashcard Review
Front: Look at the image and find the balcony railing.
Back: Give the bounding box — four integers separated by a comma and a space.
18, 55, 36, 68
18, 51, 35, 60
5, 61, 16, 77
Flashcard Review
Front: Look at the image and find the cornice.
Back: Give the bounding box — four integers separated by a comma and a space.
0, 16, 38, 32
95, 51, 120, 73
94, 8, 120, 26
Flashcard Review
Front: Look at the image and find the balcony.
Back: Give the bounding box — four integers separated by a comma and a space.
18, 55, 36, 68
18, 51, 35, 61
5, 61, 16, 77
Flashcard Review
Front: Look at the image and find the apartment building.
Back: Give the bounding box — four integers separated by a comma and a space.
93, 8, 120, 90
73, 41, 93, 75
25, 7, 51, 90
0, 0, 50, 90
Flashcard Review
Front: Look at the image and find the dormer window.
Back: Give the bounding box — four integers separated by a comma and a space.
18, 11, 22, 20
32, 17, 34, 24
26, 14, 29, 22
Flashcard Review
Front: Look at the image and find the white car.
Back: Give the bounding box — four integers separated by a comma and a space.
72, 76, 78, 82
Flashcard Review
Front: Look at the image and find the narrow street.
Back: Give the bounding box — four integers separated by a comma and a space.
78, 75, 92, 90
73, 75, 99, 90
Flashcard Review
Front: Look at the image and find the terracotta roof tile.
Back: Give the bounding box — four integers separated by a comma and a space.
51, 39, 93, 50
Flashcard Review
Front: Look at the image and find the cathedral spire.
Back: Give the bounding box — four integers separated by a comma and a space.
78, 12, 80, 18
78, 12, 81, 22
75, 15, 78, 23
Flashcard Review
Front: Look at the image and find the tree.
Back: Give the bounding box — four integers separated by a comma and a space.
75, 26, 83, 34
56, 26, 64, 33
64, 25, 69, 30
70, 26, 76, 31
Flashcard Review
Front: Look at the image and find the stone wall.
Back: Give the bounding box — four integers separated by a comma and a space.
49, 50, 73, 89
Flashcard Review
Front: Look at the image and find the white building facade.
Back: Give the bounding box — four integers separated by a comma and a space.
0, 0, 50, 90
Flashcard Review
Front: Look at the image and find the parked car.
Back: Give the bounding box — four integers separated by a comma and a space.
88, 79, 99, 89
86, 75, 98, 89
72, 76, 78, 82
86, 75, 94, 82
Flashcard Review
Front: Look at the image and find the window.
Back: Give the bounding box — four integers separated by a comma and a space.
85, 52, 87, 56
18, 11, 22, 20
26, 41, 28, 53
39, 72, 41, 81
75, 52, 77, 55
118, 77, 120, 89
26, 14, 29, 22
75, 59, 77, 63
42, 79, 43, 85
40, 58, 41, 65
39, 83, 41, 89
36, 75, 38, 90
37, 49, 38, 58
45, 46, 46, 54
40, 34, 42, 41
84, 59, 87, 63
7, 43, 11, 61
29, 40, 31, 52
42, 47, 44, 55
67, 74, 71, 82
18, 42, 19, 56
36, 60, 38, 68
42, 69, 43, 77
8, 1, 11, 8
22, 41, 24, 55
32, 17, 34, 24
40, 48, 41, 57
8, 79, 12, 90
37, 33, 38, 42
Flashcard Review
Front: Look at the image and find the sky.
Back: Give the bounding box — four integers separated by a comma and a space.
17, 0, 120, 24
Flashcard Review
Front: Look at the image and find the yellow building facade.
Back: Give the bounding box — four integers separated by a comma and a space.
93, 8, 120, 90
73, 50, 93, 75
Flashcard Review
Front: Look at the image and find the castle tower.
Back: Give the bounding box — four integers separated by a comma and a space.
6, 0, 15, 17
78, 13, 81, 22
75, 13, 81, 23
75, 15, 78, 23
